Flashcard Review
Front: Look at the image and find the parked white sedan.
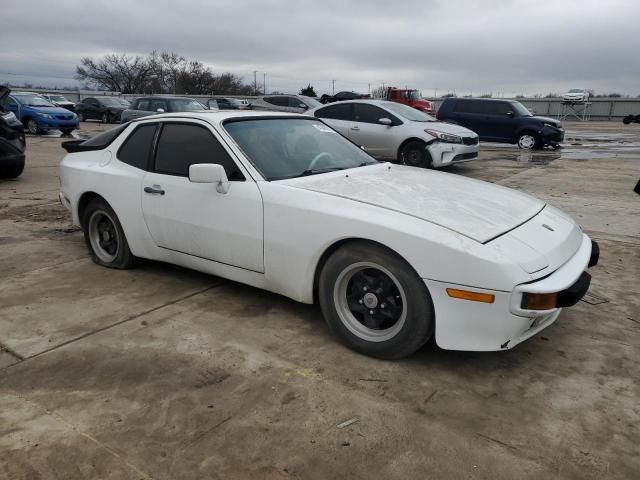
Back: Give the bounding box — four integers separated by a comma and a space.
59, 111, 598, 359
307, 100, 479, 168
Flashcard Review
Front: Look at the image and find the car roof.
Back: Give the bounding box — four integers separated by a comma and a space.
134, 96, 198, 101
445, 97, 513, 102
12, 91, 39, 95
131, 110, 307, 125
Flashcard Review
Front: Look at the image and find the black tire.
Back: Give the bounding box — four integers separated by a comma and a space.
400, 140, 432, 168
61, 129, 73, 136
318, 241, 434, 359
516, 131, 540, 150
79, 111, 87, 122
25, 118, 41, 135
101, 112, 110, 124
81, 198, 137, 269
623, 117, 631, 125
0, 158, 25, 178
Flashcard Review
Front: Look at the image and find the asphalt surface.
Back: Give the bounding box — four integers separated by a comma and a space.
1, 120, 639, 479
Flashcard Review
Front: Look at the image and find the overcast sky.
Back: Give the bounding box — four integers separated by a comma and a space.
1, 0, 638, 96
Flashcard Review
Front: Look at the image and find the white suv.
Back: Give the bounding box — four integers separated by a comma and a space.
308, 100, 479, 168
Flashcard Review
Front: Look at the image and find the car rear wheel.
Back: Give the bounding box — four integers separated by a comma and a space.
400, 140, 432, 168
82, 198, 137, 269
517, 132, 539, 149
61, 129, 73, 136
101, 113, 110, 124
319, 241, 434, 359
80, 112, 87, 122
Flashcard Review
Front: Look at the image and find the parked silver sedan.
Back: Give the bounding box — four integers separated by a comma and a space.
307, 100, 479, 168
120, 96, 208, 123
250, 94, 321, 114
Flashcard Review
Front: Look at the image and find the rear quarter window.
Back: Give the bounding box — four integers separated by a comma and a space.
117, 124, 157, 170
81, 124, 128, 148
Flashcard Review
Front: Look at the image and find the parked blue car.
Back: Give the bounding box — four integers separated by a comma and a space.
3, 92, 79, 135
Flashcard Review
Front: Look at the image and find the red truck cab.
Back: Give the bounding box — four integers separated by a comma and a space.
386, 88, 434, 114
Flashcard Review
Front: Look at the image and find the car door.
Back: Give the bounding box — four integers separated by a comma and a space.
489, 101, 517, 140
452, 100, 493, 138
312, 103, 354, 137
82, 98, 98, 119
140, 120, 264, 272
347, 103, 400, 159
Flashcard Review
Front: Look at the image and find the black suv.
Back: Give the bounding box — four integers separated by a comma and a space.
438, 98, 564, 149
0, 86, 26, 178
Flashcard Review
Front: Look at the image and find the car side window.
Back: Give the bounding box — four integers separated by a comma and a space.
288, 97, 306, 108
151, 99, 168, 111
264, 96, 288, 107
492, 102, 513, 115
137, 99, 150, 111
117, 124, 157, 170
83, 98, 95, 105
454, 100, 491, 114
314, 103, 353, 121
354, 104, 389, 124
154, 123, 245, 180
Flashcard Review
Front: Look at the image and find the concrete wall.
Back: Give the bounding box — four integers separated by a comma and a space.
19, 88, 640, 120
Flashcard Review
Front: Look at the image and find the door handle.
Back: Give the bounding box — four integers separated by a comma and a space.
144, 186, 165, 195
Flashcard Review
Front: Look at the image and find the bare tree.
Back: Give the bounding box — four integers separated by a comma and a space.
75, 54, 152, 93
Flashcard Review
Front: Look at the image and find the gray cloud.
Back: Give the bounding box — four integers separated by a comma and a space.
1, 0, 638, 96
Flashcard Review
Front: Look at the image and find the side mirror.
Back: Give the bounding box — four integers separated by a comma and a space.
378, 117, 392, 126
506, 111, 514, 117
188, 163, 230, 193
156, 108, 165, 113
298, 103, 308, 110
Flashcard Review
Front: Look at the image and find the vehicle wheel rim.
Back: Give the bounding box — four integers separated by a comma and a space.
88, 210, 120, 263
519, 134, 535, 149
405, 148, 424, 166
333, 262, 407, 342
102, 114, 108, 123
27, 120, 38, 134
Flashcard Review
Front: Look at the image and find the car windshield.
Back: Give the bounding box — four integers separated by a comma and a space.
169, 99, 206, 111
50, 95, 68, 102
99, 97, 125, 106
408, 90, 422, 99
382, 102, 435, 122
301, 96, 322, 108
224, 118, 378, 180
511, 101, 532, 116
15, 94, 55, 107
568, 89, 583, 93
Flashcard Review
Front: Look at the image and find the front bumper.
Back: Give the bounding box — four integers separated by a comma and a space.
426, 234, 598, 351
541, 126, 564, 145
427, 141, 479, 168
36, 117, 80, 131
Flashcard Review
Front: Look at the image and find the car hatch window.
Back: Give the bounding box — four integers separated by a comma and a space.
354, 104, 388, 124
314, 103, 354, 121
117, 124, 157, 170
154, 123, 244, 180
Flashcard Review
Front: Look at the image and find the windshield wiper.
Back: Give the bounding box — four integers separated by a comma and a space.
298, 167, 347, 177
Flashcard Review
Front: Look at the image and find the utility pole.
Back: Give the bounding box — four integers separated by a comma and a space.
368, 83, 370, 95
253, 70, 258, 95
263, 73, 266, 94
332, 79, 335, 95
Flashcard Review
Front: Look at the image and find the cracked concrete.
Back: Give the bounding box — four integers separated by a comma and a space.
1, 121, 639, 479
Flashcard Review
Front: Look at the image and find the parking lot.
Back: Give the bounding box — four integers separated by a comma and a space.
1, 121, 639, 479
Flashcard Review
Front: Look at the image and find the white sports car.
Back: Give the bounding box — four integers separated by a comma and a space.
59, 111, 599, 359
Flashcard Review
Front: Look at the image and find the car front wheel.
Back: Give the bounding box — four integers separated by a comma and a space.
517, 132, 539, 149
26, 119, 40, 135
101, 112, 111, 123
82, 198, 137, 269
319, 241, 434, 359
400, 140, 433, 168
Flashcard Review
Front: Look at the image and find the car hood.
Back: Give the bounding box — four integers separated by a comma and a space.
29, 105, 76, 115
533, 115, 562, 127
280, 163, 545, 243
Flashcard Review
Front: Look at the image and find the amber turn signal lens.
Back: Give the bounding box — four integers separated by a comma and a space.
446, 288, 495, 304
522, 292, 558, 310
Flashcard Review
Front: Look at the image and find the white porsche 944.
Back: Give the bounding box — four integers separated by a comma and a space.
59, 111, 598, 359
